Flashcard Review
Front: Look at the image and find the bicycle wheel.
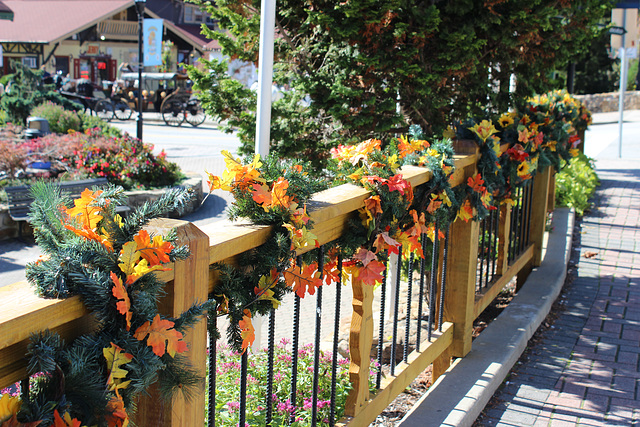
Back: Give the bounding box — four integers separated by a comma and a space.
113, 99, 133, 121
184, 100, 206, 127
162, 99, 185, 127
94, 100, 115, 122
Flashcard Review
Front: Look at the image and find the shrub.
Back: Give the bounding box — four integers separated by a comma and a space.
0, 129, 182, 191
555, 153, 599, 216
79, 112, 122, 138
31, 101, 82, 134
211, 340, 377, 426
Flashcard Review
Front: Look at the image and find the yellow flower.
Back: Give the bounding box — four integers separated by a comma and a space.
569, 148, 580, 157
498, 113, 514, 128
0, 394, 21, 423
469, 120, 498, 142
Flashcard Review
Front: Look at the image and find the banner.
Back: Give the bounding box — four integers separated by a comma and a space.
143, 19, 163, 66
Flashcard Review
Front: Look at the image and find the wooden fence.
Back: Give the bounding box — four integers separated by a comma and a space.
0, 150, 554, 426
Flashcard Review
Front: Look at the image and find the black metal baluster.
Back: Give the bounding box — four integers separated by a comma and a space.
428, 219, 440, 341
403, 253, 414, 363
513, 187, 523, 257
520, 183, 528, 253
479, 217, 487, 290
266, 309, 276, 426
330, 254, 343, 426
289, 258, 302, 424
487, 210, 495, 284
508, 194, 517, 263
525, 180, 534, 245
416, 235, 427, 351
391, 247, 402, 376
207, 315, 217, 427
376, 254, 388, 388
438, 226, 450, 331
492, 209, 499, 277
311, 247, 324, 427
239, 351, 248, 427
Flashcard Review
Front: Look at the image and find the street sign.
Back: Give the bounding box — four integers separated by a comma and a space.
609, 26, 627, 35
616, 1, 640, 8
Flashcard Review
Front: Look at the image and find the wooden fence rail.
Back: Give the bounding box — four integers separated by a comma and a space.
0, 152, 555, 426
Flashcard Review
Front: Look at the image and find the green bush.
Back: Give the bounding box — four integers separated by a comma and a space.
555, 153, 599, 216
31, 101, 82, 133
79, 112, 122, 138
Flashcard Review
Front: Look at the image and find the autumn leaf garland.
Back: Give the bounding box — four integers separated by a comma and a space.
19, 184, 208, 426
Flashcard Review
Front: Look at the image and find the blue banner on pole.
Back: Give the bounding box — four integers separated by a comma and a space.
143, 19, 163, 66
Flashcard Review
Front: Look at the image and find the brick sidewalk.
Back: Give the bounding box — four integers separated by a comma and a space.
476, 160, 640, 426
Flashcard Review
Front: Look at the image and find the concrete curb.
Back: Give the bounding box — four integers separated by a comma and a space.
398, 207, 575, 427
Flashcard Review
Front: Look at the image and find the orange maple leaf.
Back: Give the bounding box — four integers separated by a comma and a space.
133, 314, 187, 357
104, 390, 128, 427
427, 195, 442, 214
64, 188, 103, 230
111, 272, 132, 330
52, 410, 81, 427
373, 232, 400, 255
64, 223, 113, 252
283, 262, 323, 298
270, 177, 292, 210
323, 258, 341, 286
467, 174, 486, 193
363, 195, 383, 216
238, 309, 255, 353
251, 183, 272, 209
355, 259, 386, 286
457, 200, 474, 222
133, 230, 173, 266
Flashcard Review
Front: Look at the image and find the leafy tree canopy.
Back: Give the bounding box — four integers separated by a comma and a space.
187, 0, 612, 166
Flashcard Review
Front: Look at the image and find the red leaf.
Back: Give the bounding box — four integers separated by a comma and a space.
356, 259, 386, 286
239, 309, 255, 353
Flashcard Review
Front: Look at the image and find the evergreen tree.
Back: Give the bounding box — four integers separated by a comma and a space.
187, 0, 612, 166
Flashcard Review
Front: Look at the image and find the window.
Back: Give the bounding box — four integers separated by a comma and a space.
184, 4, 206, 23
22, 56, 37, 68
54, 56, 69, 76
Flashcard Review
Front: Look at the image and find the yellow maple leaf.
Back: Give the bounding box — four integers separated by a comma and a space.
65, 188, 104, 230
118, 241, 140, 276
254, 269, 281, 309
103, 343, 134, 391
456, 200, 474, 222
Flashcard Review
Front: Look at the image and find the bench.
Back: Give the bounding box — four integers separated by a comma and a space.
4, 178, 128, 237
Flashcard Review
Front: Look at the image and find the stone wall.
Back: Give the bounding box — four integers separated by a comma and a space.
574, 91, 640, 113
0, 174, 203, 240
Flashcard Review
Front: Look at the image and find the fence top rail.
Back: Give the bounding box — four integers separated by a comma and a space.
0, 153, 476, 361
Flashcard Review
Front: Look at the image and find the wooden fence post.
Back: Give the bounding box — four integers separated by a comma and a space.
443, 217, 480, 358
134, 219, 210, 427
530, 166, 551, 267
345, 278, 374, 417
547, 167, 556, 213
496, 203, 512, 276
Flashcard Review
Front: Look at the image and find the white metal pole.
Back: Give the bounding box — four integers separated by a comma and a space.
255, 0, 277, 157
618, 46, 627, 159
617, 10, 627, 159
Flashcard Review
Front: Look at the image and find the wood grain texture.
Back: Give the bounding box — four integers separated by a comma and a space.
530, 167, 551, 267
345, 278, 374, 417
134, 220, 210, 427
337, 323, 453, 426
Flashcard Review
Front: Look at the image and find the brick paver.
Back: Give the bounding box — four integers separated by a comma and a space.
476, 159, 640, 426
